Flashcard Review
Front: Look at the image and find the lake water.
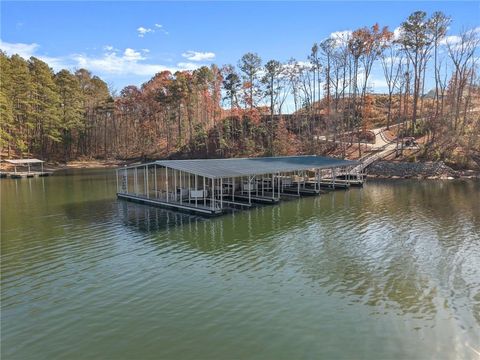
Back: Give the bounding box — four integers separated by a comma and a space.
1, 169, 479, 359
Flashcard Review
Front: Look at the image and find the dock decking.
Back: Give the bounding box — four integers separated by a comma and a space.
1, 159, 52, 179
2, 171, 52, 179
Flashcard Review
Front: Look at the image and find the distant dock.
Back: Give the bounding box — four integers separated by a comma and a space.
1, 159, 52, 179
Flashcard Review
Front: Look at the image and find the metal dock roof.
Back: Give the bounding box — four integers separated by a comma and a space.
3, 158, 44, 164
154, 156, 358, 179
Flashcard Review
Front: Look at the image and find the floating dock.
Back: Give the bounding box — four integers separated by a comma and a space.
115, 155, 364, 216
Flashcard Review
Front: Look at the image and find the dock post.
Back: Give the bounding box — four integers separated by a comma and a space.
154, 165, 157, 198
135, 167, 138, 195
195, 175, 198, 207
41, 162, 44, 174
211, 178, 214, 210
116, 169, 119, 193
248, 176, 252, 205
220, 178, 223, 209
174, 169, 177, 202
333, 168, 336, 188
180, 170, 183, 204
125, 167, 128, 193
166, 167, 169, 202
145, 165, 149, 198
297, 171, 300, 195
272, 174, 275, 199
203, 177, 206, 207
277, 173, 280, 200
232, 177, 235, 202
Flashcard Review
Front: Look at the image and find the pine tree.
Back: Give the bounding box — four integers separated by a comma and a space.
29, 57, 61, 156
9, 54, 33, 154
55, 69, 84, 160
0, 52, 14, 154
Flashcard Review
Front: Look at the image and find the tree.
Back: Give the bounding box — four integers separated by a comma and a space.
349, 23, 391, 156
320, 39, 335, 117
446, 28, 479, 131
238, 52, 262, 110
55, 69, 84, 160
28, 57, 62, 157
398, 11, 434, 132
0, 52, 14, 154
380, 39, 403, 129
429, 12, 451, 117
262, 59, 284, 154
222, 65, 241, 111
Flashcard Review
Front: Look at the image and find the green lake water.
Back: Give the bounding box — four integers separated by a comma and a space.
1, 169, 479, 359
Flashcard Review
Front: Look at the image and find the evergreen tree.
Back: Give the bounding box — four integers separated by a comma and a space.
55, 69, 84, 160
0, 52, 14, 154
28, 57, 61, 155
9, 54, 33, 154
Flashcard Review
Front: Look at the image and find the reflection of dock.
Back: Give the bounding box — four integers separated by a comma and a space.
116, 156, 364, 216
1, 159, 52, 179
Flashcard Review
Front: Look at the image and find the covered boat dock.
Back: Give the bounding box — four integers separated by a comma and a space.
116, 156, 362, 216
1, 159, 52, 178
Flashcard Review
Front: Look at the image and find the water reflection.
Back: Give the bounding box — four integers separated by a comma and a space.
118, 182, 479, 331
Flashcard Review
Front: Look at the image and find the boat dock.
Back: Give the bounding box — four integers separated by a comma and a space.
1, 159, 52, 178
116, 155, 364, 216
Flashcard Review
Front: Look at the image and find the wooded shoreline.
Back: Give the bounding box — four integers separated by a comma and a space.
2, 10, 479, 172
2, 158, 478, 180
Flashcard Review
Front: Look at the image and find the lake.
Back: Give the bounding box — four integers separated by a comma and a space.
1, 169, 479, 359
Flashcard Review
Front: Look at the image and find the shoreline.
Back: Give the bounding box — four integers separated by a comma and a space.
366, 174, 480, 180
49, 159, 130, 170
3, 159, 479, 180
366, 160, 480, 180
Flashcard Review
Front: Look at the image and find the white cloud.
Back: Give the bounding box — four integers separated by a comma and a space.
1, 39, 200, 79
438, 27, 480, 47
73, 52, 171, 76
329, 30, 352, 47
0, 39, 70, 69
123, 48, 145, 61
177, 62, 204, 71
0, 39, 39, 58
393, 26, 402, 41
440, 35, 461, 46
137, 26, 153, 37
137, 24, 168, 37
181, 50, 215, 61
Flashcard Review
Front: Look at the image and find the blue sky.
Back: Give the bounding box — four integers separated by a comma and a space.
1, 1, 479, 104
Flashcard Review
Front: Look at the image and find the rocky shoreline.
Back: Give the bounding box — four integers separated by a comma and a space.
366, 161, 480, 180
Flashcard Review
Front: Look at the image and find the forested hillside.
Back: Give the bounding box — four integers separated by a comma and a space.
1, 10, 479, 168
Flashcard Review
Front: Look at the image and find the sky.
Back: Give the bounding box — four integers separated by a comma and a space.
1, 1, 479, 110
